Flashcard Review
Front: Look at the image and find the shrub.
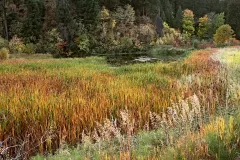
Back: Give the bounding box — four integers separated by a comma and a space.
74, 34, 91, 56
150, 46, 187, 58
192, 39, 200, 48
9, 36, 25, 54
23, 43, 37, 54
138, 23, 156, 44
0, 48, 10, 60
156, 33, 175, 45
100, 7, 111, 21
55, 42, 68, 56
156, 22, 178, 45
37, 28, 63, 54
214, 24, 234, 46
120, 36, 134, 51
229, 38, 240, 46
155, 22, 190, 47
0, 36, 8, 48
137, 16, 152, 24
198, 41, 215, 49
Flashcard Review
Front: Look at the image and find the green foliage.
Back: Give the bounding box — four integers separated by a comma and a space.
214, 24, 234, 45
144, 0, 161, 19
75, 0, 100, 26
119, 36, 134, 51
197, 15, 210, 39
162, 0, 174, 27
0, 47, 9, 60
175, 6, 183, 29
56, 0, 74, 42
96, 5, 142, 54
206, 116, 240, 160
0, 36, 8, 48
113, 4, 135, 26
9, 21, 24, 38
227, 0, 240, 39
150, 46, 188, 61
156, 22, 190, 47
37, 28, 63, 54
24, 43, 37, 54
133, 129, 164, 157
191, 39, 201, 48
22, 0, 45, 43
0, 0, 235, 57
75, 34, 91, 55
182, 9, 195, 37
211, 13, 225, 37
56, 0, 71, 26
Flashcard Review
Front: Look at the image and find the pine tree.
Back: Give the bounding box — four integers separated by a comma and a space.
227, 0, 240, 39
75, 0, 100, 26
143, 0, 159, 19
161, 10, 166, 22
174, 6, 183, 29
161, 0, 174, 27
210, 13, 225, 37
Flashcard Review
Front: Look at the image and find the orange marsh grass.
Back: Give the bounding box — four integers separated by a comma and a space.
0, 50, 227, 157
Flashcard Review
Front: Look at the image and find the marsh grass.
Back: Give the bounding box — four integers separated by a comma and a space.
0, 49, 233, 159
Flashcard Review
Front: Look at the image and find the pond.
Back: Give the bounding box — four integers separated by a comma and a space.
105, 46, 191, 65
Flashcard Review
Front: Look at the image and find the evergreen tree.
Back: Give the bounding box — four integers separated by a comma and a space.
75, 0, 100, 26
182, 9, 195, 37
210, 13, 225, 37
43, 0, 57, 31
0, 0, 9, 40
147, 0, 161, 19
23, 0, 45, 43
169, 0, 181, 16
197, 15, 210, 39
56, 0, 73, 42
160, 10, 166, 22
174, 6, 183, 29
227, 0, 240, 39
161, 0, 174, 27
99, 0, 119, 10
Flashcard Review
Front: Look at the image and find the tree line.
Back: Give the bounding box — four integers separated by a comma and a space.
0, 0, 239, 56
